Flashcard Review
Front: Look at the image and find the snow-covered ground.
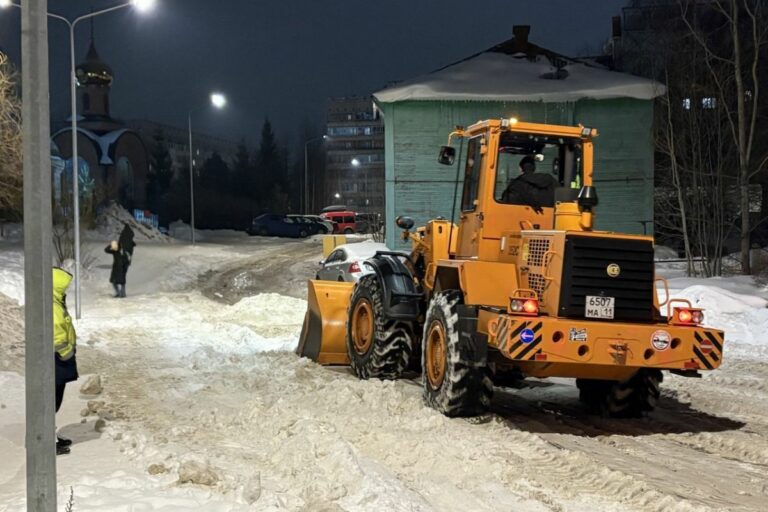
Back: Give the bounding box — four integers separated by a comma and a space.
1, 238, 768, 511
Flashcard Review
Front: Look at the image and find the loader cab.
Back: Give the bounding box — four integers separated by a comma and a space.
450, 119, 596, 260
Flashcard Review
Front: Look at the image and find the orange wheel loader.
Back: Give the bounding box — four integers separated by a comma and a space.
296, 118, 725, 418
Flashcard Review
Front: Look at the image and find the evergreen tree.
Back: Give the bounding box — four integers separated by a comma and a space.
146, 128, 174, 212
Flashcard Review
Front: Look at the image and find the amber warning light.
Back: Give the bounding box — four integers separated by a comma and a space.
673, 307, 704, 325
510, 298, 539, 316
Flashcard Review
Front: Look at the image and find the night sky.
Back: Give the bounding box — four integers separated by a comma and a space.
0, 0, 629, 149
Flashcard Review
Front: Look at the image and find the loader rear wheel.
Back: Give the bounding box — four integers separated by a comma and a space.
576, 369, 663, 418
422, 291, 493, 417
346, 275, 412, 380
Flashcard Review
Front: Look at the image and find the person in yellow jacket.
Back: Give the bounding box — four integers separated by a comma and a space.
53, 267, 78, 455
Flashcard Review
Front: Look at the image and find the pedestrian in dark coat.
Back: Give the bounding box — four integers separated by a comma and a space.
53, 267, 78, 455
105, 224, 136, 298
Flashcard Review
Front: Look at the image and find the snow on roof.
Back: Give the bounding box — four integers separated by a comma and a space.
374, 52, 665, 104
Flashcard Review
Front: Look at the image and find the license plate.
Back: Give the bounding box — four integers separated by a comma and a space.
585, 296, 614, 319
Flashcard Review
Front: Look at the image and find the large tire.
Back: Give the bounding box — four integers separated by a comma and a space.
344, 228, 354, 235
346, 275, 412, 380
422, 291, 493, 417
257, 227, 269, 236
576, 369, 663, 418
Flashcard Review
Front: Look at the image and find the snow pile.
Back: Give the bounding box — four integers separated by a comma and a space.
654, 245, 679, 260
0, 248, 24, 305
0, 294, 24, 374
95, 203, 169, 242
79, 292, 302, 357
168, 220, 203, 242
220, 293, 306, 339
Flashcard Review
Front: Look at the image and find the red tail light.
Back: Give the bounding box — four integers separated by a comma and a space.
510, 298, 539, 316
673, 307, 704, 325
349, 261, 361, 273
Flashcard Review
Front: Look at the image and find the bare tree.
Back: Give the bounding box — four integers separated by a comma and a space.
654, 23, 735, 277
679, 0, 768, 274
0, 52, 23, 218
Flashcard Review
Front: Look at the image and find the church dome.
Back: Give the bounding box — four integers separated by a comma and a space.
76, 40, 113, 87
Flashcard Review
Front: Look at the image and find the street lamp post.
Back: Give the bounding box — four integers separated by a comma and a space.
1, 0, 157, 320
303, 135, 326, 214
351, 157, 368, 212
188, 92, 227, 244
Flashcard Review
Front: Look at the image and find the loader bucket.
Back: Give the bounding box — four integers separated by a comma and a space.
296, 280, 355, 365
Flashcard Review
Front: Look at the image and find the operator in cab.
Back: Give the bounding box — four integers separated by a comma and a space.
500, 155, 557, 213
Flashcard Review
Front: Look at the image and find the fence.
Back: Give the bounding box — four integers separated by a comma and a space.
133, 209, 159, 230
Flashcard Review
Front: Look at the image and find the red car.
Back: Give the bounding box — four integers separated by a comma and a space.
321, 211, 357, 234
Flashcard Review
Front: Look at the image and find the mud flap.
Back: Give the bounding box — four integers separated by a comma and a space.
296, 280, 354, 365
457, 305, 487, 366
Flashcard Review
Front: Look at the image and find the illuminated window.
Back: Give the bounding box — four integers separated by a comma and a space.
702, 97, 717, 109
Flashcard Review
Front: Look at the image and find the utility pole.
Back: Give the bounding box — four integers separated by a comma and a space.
22, 0, 57, 510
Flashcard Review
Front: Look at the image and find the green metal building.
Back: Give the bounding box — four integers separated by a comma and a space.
373, 26, 663, 247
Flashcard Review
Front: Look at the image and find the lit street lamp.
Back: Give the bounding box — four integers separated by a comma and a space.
1, 0, 156, 320
188, 92, 227, 244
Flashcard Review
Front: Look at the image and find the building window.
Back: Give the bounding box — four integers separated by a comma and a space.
702, 97, 717, 109
83, 94, 91, 111
682, 98, 691, 110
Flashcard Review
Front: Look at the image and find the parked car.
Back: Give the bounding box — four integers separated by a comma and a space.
316, 242, 395, 282
289, 214, 334, 234
247, 214, 315, 238
355, 212, 382, 234
320, 210, 357, 234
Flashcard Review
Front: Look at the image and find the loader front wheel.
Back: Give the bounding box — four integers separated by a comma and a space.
577, 369, 663, 418
422, 291, 492, 417
346, 275, 412, 380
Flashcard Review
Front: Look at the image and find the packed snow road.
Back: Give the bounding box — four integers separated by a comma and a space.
1, 235, 768, 511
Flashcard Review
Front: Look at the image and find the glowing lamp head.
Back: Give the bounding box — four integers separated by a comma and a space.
351, 158, 361, 167
510, 298, 539, 316
0, 0, 14, 8
210, 93, 227, 109
131, 0, 156, 12
674, 307, 704, 325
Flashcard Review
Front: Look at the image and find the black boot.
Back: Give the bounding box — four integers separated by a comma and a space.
57, 435, 72, 447
56, 442, 70, 456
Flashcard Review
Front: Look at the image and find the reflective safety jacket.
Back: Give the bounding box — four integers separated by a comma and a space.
53, 268, 76, 360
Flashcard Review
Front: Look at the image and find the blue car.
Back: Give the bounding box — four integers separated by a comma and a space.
247, 214, 316, 238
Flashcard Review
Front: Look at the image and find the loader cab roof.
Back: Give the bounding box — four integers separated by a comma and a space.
460, 118, 597, 141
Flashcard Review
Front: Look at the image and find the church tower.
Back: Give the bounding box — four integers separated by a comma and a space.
75, 34, 114, 120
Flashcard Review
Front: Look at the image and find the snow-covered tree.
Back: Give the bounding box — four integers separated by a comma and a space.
0, 52, 22, 219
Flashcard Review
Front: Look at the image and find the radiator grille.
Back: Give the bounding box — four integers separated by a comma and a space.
558, 235, 655, 322
527, 273, 547, 301
527, 238, 550, 267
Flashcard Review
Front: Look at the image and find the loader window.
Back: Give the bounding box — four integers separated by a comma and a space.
461, 137, 483, 211
494, 133, 582, 208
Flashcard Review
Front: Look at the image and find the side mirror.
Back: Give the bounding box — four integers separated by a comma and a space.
319, 260, 325, 266
396, 216, 415, 230
438, 146, 456, 166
